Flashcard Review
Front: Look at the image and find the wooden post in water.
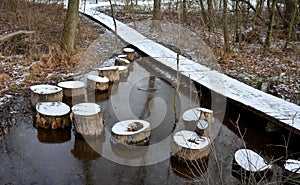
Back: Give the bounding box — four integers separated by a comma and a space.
86, 75, 109, 92
123, 48, 135, 61
57, 81, 86, 98
35, 102, 71, 129
115, 57, 130, 66
30, 84, 63, 107
98, 66, 119, 83
71, 103, 105, 136
171, 130, 210, 168
232, 149, 274, 181
111, 119, 151, 146
116, 66, 129, 82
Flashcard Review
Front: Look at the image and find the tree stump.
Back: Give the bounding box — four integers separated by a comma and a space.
98, 66, 120, 83
30, 84, 63, 107
182, 108, 201, 130
111, 119, 151, 146
116, 66, 129, 82
86, 75, 109, 92
71, 103, 105, 136
115, 57, 130, 66
35, 102, 71, 129
195, 120, 209, 136
123, 47, 135, 61
171, 130, 210, 167
232, 149, 274, 181
283, 159, 300, 184
57, 80, 86, 98
198, 107, 214, 124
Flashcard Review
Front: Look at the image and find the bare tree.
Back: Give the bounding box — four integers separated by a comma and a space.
223, 0, 231, 58
264, 0, 277, 50
151, 0, 162, 31
61, 0, 79, 54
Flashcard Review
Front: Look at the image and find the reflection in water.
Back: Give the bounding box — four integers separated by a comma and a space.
71, 136, 102, 161
110, 140, 150, 159
37, 128, 71, 143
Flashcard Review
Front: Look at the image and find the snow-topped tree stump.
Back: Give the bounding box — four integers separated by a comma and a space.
232, 149, 274, 181
182, 108, 213, 137
30, 84, 63, 107
98, 66, 120, 83
283, 159, 300, 184
71, 103, 105, 136
35, 102, 71, 129
111, 119, 151, 146
116, 66, 129, 82
87, 75, 109, 92
123, 48, 135, 61
171, 130, 211, 167
57, 81, 85, 98
115, 56, 130, 66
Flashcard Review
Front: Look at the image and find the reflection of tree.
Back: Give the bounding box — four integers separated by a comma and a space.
82, 160, 94, 184
138, 76, 156, 119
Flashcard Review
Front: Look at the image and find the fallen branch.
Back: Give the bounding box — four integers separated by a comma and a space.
0, 30, 35, 42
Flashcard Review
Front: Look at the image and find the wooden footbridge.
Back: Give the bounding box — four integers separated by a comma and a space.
79, 3, 300, 135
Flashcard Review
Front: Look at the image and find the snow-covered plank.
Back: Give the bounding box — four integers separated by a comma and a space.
79, 5, 300, 134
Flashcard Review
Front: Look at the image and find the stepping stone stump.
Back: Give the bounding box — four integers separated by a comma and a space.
98, 66, 119, 83
71, 103, 105, 136
116, 66, 129, 82
171, 130, 210, 167
30, 84, 63, 107
86, 75, 109, 92
111, 119, 151, 146
283, 159, 300, 184
57, 81, 86, 98
35, 102, 71, 129
232, 149, 274, 181
123, 48, 135, 61
115, 57, 130, 66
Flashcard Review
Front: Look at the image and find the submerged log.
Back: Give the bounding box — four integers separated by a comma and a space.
30, 84, 63, 107
35, 102, 71, 129
123, 47, 135, 61
283, 159, 300, 184
232, 149, 274, 181
98, 66, 120, 83
71, 103, 105, 136
171, 130, 210, 167
57, 81, 86, 98
111, 119, 151, 146
87, 75, 109, 92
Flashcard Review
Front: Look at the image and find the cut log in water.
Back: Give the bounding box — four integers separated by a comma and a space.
283, 159, 300, 184
71, 103, 105, 136
123, 47, 135, 61
35, 102, 71, 129
87, 75, 109, 92
198, 107, 214, 124
30, 84, 63, 107
171, 130, 210, 167
111, 119, 151, 146
115, 57, 130, 66
98, 66, 120, 83
232, 149, 274, 181
57, 81, 86, 98
116, 66, 129, 82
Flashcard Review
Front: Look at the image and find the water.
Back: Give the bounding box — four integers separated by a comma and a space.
1, 58, 300, 184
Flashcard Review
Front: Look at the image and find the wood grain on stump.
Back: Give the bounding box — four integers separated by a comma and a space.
171, 130, 210, 166
57, 81, 85, 98
35, 102, 71, 129
232, 149, 274, 181
111, 119, 151, 146
71, 103, 105, 136
30, 84, 63, 107
123, 48, 135, 61
87, 75, 109, 92
98, 66, 119, 83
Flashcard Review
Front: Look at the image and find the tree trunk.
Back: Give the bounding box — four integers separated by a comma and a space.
223, 0, 231, 58
62, 0, 79, 54
151, 0, 162, 31
207, 0, 214, 31
182, 0, 187, 23
264, 0, 277, 50
283, 0, 297, 49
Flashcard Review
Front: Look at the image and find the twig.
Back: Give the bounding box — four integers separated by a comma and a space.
0, 30, 35, 42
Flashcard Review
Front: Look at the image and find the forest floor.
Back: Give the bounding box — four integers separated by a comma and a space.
0, 1, 299, 106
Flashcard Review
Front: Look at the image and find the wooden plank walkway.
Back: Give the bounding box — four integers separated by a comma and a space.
80, 4, 300, 134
